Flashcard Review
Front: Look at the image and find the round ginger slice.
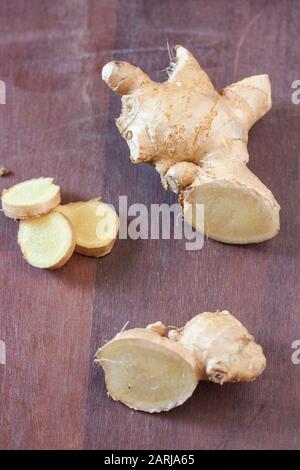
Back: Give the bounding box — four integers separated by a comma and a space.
1, 177, 60, 219
18, 212, 75, 269
96, 329, 200, 413
57, 199, 119, 257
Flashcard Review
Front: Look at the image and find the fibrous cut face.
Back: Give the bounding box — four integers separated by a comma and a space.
97, 333, 199, 413
2, 177, 60, 219
57, 199, 119, 256
18, 212, 75, 269
186, 180, 280, 244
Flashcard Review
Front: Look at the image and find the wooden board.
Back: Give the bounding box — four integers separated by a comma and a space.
0, 0, 299, 450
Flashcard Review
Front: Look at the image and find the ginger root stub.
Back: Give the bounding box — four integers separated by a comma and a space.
96, 311, 266, 413
102, 45, 280, 244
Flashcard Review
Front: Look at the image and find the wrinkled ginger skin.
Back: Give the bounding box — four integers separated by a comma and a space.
96, 311, 266, 413
174, 311, 267, 384
102, 46, 280, 244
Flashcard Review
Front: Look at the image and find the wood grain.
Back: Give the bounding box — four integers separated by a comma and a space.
0, 0, 299, 450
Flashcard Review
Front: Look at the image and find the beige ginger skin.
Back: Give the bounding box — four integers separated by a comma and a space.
96, 311, 266, 413
102, 46, 280, 244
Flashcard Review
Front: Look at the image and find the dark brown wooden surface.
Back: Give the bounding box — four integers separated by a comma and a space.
0, 0, 299, 450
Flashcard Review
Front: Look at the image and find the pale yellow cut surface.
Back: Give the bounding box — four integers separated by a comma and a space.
57, 199, 119, 257
185, 181, 280, 244
18, 212, 75, 269
1, 177, 60, 219
98, 337, 198, 413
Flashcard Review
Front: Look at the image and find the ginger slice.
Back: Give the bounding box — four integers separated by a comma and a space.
18, 212, 75, 269
57, 199, 119, 257
96, 311, 266, 413
1, 177, 60, 219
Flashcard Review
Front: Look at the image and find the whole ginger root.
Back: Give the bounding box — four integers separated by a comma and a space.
102, 46, 280, 244
96, 311, 266, 413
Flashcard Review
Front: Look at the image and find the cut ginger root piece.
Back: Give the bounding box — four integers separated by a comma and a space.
96, 311, 266, 413
18, 211, 75, 269
1, 177, 60, 219
102, 45, 280, 244
56, 199, 119, 257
